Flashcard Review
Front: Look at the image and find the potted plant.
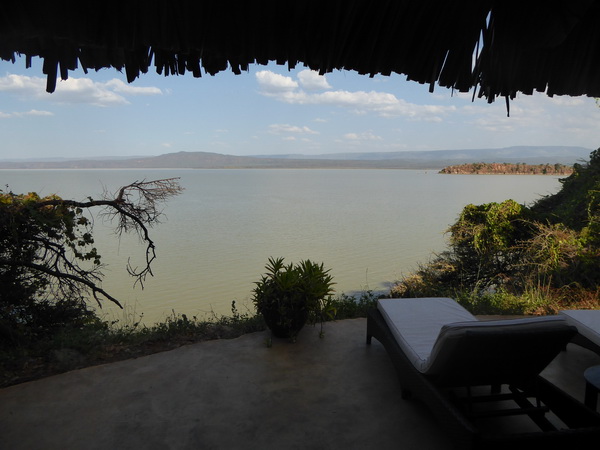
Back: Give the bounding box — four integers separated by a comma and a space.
252, 257, 335, 340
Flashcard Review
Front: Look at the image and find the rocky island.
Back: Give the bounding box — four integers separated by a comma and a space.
439, 162, 574, 175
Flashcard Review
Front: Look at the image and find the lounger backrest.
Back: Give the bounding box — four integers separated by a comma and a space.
422, 316, 577, 387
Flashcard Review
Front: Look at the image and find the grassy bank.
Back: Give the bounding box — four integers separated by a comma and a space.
3, 284, 597, 389
0, 292, 380, 388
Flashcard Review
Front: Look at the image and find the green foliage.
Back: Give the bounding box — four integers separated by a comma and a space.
446, 199, 533, 290
532, 148, 600, 230
252, 257, 335, 339
440, 162, 573, 175
1, 191, 94, 291
449, 283, 565, 315
450, 199, 527, 253
390, 255, 459, 298
392, 149, 600, 313
1, 291, 382, 387
0, 190, 102, 344
326, 291, 380, 319
0, 179, 182, 347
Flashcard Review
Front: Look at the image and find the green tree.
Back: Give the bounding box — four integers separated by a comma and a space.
392, 149, 600, 310
446, 199, 532, 290
532, 149, 600, 230
0, 178, 182, 343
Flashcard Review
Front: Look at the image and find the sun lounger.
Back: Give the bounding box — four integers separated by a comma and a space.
559, 309, 600, 355
367, 297, 600, 449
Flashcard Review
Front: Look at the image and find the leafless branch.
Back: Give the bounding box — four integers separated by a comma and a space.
27, 177, 183, 306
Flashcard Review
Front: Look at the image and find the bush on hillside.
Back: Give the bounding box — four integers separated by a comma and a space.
391, 149, 600, 313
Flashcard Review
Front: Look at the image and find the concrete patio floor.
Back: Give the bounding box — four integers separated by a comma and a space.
1, 318, 599, 450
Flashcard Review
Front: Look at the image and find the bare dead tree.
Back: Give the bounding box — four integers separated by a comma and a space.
1, 178, 183, 309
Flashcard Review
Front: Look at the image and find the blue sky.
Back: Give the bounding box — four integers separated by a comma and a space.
0, 56, 598, 159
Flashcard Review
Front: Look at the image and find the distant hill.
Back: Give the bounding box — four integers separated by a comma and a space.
253, 146, 593, 164
0, 151, 424, 169
0, 146, 593, 170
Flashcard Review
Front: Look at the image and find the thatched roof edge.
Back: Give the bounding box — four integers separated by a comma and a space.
1, 1, 599, 101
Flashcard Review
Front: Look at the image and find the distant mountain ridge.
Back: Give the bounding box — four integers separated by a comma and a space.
0, 146, 593, 170
252, 146, 593, 163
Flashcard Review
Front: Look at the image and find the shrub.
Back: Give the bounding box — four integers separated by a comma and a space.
391, 149, 600, 313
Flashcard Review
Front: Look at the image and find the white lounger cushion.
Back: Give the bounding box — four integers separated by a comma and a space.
377, 298, 477, 372
378, 297, 569, 375
559, 310, 600, 345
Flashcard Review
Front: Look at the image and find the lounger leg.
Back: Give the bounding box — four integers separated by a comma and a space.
584, 366, 600, 410
585, 381, 598, 410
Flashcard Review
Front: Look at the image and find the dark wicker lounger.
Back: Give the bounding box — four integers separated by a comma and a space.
367, 298, 600, 449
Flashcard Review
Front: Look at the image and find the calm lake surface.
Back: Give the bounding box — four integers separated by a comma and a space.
1, 169, 563, 324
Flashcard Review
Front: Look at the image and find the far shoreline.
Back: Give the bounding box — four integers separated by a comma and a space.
439, 162, 573, 176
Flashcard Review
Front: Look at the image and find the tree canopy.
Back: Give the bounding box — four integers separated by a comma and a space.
0, 178, 182, 343
392, 150, 600, 313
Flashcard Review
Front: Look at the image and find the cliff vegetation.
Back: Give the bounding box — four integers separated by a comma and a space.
394, 150, 600, 314
439, 162, 574, 175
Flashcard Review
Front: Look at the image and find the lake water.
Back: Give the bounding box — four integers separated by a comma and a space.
1, 169, 563, 324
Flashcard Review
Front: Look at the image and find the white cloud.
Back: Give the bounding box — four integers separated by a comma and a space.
103, 79, 162, 96
256, 71, 298, 93
455, 92, 600, 147
544, 95, 586, 107
0, 74, 42, 92
0, 74, 162, 107
18, 109, 54, 117
255, 70, 454, 121
54, 77, 129, 106
268, 124, 319, 135
28, 109, 53, 116
297, 70, 331, 91
0, 108, 54, 118
343, 131, 382, 141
